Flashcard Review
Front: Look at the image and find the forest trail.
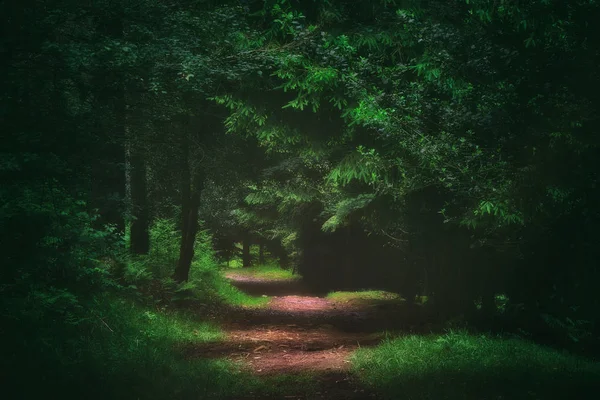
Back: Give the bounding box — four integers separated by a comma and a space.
187, 270, 411, 399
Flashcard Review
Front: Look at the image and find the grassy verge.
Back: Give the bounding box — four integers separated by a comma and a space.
327, 290, 402, 305
5, 295, 242, 399
352, 331, 600, 400
4, 294, 316, 399
224, 262, 300, 281
212, 273, 271, 307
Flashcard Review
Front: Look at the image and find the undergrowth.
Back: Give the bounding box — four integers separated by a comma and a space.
1, 217, 273, 399
352, 331, 600, 400
124, 219, 266, 307
3, 294, 313, 399
4, 295, 240, 399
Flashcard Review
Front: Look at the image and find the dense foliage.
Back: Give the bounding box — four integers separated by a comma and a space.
218, 0, 600, 352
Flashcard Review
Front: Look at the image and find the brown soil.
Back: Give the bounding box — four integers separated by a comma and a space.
186, 323, 383, 375
186, 271, 426, 399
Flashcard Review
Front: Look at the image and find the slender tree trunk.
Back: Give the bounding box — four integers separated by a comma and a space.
258, 240, 265, 264
129, 145, 149, 254
174, 121, 204, 282
272, 240, 289, 269
242, 234, 251, 268
175, 187, 201, 282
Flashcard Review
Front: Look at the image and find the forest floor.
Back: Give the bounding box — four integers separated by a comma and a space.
185, 269, 411, 399
180, 267, 600, 400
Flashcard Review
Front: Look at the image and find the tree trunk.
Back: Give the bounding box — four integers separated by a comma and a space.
242, 234, 251, 268
267, 239, 288, 268
274, 241, 289, 269
174, 188, 201, 282
258, 240, 265, 264
174, 121, 204, 282
129, 145, 149, 254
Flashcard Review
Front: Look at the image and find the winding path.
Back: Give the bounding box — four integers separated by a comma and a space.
190, 271, 414, 399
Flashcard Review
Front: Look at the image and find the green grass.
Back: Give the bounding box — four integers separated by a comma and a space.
352, 331, 600, 400
128, 304, 224, 343
100, 300, 316, 399
327, 290, 402, 305
111, 299, 319, 399
4, 294, 319, 399
5, 295, 246, 399
225, 257, 245, 268
225, 261, 300, 281
107, 300, 314, 398
212, 274, 270, 307
3, 226, 304, 399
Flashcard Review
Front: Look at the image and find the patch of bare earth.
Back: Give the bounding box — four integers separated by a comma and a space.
186, 323, 383, 375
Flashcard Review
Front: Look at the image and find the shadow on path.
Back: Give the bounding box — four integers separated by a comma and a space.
188, 270, 426, 398
223, 271, 429, 333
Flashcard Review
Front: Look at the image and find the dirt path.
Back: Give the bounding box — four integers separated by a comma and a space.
188, 272, 414, 399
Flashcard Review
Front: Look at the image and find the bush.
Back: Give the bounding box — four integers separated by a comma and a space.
147, 218, 180, 279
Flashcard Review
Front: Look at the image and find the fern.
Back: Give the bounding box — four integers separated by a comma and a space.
328, 151, 382, 186
245, 191, 276, 205
322, 194, 375, 232
354, 32, 394, 51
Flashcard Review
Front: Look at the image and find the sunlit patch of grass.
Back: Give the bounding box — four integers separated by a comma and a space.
351, 331, 600, 400
133, 305, 224, 343
213, 276, 270, 308
92, 296, 226, 345
327, 290, 402, 306
97, 300, 320, 399
188, 267, 269, 308
8, 295, 273, 400
225, 262, 300, 281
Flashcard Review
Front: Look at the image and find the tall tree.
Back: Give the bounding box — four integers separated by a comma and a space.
173, 117, 205, 282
